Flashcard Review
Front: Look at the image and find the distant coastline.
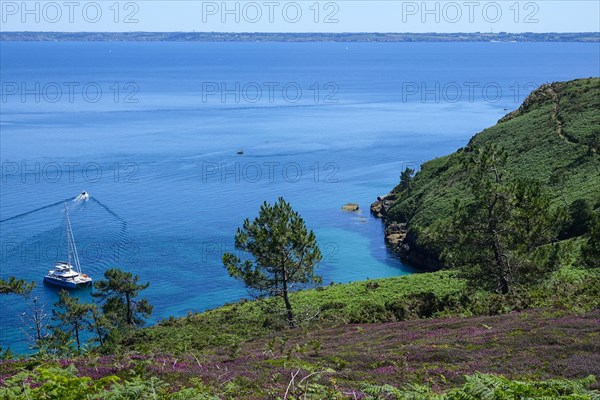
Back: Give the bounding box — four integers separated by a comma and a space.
1, 31, 599, 42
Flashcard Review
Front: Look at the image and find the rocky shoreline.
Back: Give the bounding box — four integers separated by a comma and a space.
371, 193, 442, 271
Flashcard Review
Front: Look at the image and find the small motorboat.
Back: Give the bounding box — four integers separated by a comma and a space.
44, 204, 92, 289
75, 191, 90, 201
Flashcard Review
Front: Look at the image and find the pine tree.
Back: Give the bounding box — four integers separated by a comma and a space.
399, 167, 416, 194
223, 198, 322, 328
93, 268, 152, 328
437, 144, 562, 293
52, 290, 94, 351
0, 277, 35, 295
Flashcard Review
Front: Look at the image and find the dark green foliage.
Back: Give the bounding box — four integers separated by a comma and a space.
52, 290, 95, 351
0, 277, 35, 295
586, 129, 599, 156
561, 199, 595, 238
223, 197, 322, 328
88, 307, 111, 348
363, 374, 599, 399
399, 167, 416, 194
583, 214, 600, 268
387, 78, 600, 271
434, 143, 562, 293
93, 268, 152, 328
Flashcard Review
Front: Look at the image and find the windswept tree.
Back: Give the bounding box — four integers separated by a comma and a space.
0, 277, 35, 295
52, 290, 94, 351
436, 144, 562, 293
223, 198, 322, 328
399, 167, 416, 194
93, 268, 152, 328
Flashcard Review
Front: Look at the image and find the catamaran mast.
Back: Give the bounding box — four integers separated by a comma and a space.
64, 203, 82, 273
65, 203, 71, 268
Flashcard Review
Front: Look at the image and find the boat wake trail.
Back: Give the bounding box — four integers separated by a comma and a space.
89, 197, 124, 224
89, 196, 128, 242
1, 193, 133, 273
0, 196, 77, 223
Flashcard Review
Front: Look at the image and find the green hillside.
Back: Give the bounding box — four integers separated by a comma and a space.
384, 78, 600, 265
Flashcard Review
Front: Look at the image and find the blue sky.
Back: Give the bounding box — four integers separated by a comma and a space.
1, 1, 599, 32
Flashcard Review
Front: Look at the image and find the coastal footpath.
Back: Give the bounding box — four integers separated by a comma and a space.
372, 78, 600, 271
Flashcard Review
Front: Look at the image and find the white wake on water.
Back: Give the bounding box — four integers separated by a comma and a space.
73, 191, 90, 203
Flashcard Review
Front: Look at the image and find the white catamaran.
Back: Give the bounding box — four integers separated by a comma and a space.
44, 203, 92, 289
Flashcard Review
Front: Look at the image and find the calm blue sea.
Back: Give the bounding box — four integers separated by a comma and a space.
1, 41, 599, 352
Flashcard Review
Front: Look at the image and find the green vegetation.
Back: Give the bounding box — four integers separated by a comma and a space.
93, 268, 153, 328
0, 277, 35, 295
387, 78, 600, 271
2, 268, 153, 356
1, 300, 599, 398
434, 143, 563, 293
223, 197, 322, 328
399, 167, 416, 194
583, 215, 600, 268
1, 365, 598, 400
362, 374, 600, 399
52, 290, 96, 351
122, 266, 599, 355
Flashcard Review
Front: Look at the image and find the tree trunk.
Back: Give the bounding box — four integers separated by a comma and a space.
126, 293, 133, 325
498, 275, 509, 294
281, 277, 295, 329
33, 298, 43, 342
492, 234, 509, 294
487, 193, 510, 295
93, 314, 104, 346
74, 322, 81, 350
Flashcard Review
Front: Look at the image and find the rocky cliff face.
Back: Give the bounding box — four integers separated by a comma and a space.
371, 194, 442, 271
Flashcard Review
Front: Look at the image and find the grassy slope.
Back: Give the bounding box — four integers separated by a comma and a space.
388, 78, 600, 232
125, 271, 467, 354
124, 267, 600, 356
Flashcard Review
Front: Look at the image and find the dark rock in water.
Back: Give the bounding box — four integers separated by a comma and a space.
341, 203, 360, 212
371, 192, 442, 271
370, 192, 396, 218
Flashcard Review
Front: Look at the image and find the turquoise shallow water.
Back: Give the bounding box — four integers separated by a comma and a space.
1, 41, 599, 352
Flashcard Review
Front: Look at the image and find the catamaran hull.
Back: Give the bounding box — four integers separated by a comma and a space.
43, 276, 92, 289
